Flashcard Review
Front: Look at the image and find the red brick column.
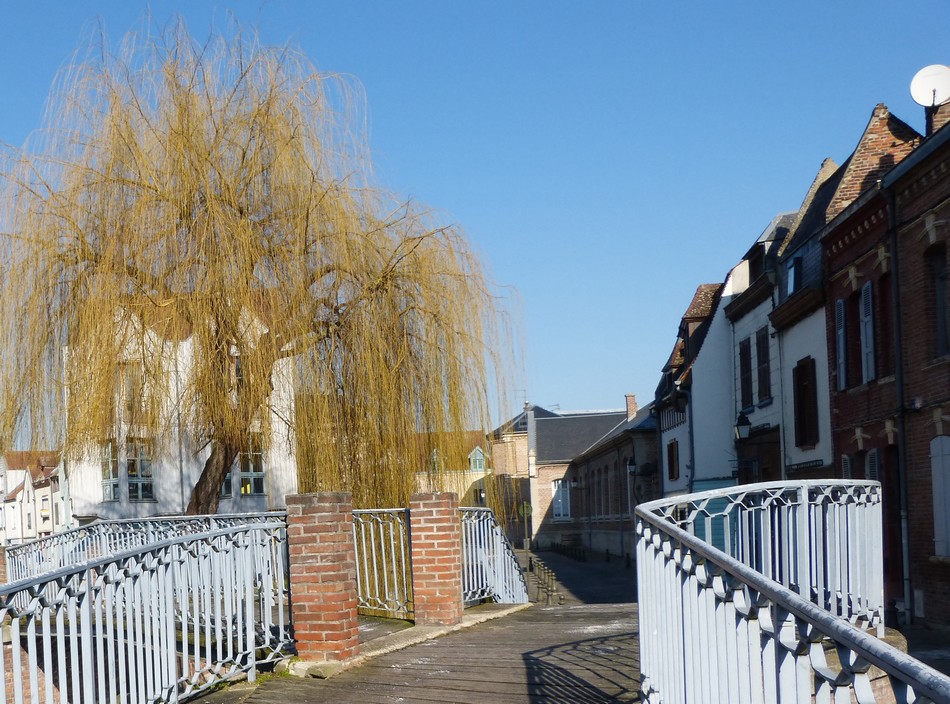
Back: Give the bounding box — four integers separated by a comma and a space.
286, 492, 360, 662
409, 492, 463, 626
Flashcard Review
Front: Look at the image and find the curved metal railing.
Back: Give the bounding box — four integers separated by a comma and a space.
636, 480, 950, 703
5, 512, 286, 582
460, 507, 529, 605
0, 521, 292, 704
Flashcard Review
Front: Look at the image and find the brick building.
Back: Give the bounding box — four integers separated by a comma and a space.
877, 103, 950, 623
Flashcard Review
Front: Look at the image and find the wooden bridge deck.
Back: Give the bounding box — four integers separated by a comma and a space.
245, 603, 638, 703
208, 551, 640, 704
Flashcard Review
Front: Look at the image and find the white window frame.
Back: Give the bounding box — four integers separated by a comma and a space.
239, 436, 265, 496
552, 479, 570, 519
127, 437, 154, 502
101, 439, 120, 502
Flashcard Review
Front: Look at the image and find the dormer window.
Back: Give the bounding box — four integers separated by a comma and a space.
468, 447, 486, 472
787, 257, 803, 296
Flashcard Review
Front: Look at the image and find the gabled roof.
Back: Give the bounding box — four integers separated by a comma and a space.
4, 451, 60, 473
571, 403, 657, 465
661, 283, 724, 375
492, 404, 559, 438
780, 105, 921, 259
535, 411, 628, 464
4, 481, 24, 501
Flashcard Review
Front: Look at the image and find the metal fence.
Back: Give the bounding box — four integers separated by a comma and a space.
636, 480, 950, 703
1, 521, 291, 704
5, 513, 286, 583
460, 507, 528, 605
352, 509, 413, 618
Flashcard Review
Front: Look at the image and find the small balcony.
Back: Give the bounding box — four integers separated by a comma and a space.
635, 480, 950, 702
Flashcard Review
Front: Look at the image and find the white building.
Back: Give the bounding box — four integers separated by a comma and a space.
66, 316, 298, 523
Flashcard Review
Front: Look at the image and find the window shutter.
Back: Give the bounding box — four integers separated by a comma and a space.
866, 448, 880, 482
841, 454, 852, 479
835, 299, 847, 390
860, 281, 876, 383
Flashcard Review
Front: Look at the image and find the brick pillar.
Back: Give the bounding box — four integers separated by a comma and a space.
0, 546, 7, 584
409, 492, 463, 626
286, 492, 359, 662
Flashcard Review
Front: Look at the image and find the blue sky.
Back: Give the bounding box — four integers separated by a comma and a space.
1, 2, 948, 419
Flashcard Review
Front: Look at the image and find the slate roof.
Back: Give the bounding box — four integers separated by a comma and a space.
535, 410, 627, 464
492, 404, 559, 438
571, 403, 657, 464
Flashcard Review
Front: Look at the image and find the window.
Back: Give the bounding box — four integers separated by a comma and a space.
756, 326, 771, 402
552, 479, 570, 519
835, 299, 848, 390
786, 257, 803, 297
127, 438, 154, 502
26, 513, 31, 530
101, 440, 119, 502
859, 281, 876, 384
40, 496, 49, 518
739, 338, 753, 409
866, 448, 880, 482
221, 470, 233, 499
54, 503, 60, 527
928, 246, 949, 358
931, 436, 950, 556
667, 440, 680, 482
121, 362, 145, 420
239, 436, 265, 496
469, 447, 486, 472
792, 357, 819, 448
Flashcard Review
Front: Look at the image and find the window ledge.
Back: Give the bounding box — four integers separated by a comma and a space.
923, 355, 950, 371
929, 554, 950, 565
757, 397, 774, 409
130, 499, 158, 504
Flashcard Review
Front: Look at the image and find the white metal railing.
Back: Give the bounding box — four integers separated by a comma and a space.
5, 513, 286, 583
352, 509, 413, 618
1, 521, 292, 704
460, 507, 528, 605
636, 480, 950, 703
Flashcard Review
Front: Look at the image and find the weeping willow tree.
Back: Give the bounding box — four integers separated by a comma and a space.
0, 21, 514, 514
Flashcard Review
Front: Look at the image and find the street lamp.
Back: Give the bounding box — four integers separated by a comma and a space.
735, 411, 752, 440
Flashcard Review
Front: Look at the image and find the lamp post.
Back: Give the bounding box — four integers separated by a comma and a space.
734, 411, 751, 440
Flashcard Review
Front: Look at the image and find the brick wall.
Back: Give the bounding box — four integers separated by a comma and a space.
409, 492, 463, 626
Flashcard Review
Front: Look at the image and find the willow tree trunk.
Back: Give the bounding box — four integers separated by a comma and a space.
186, 441, 239, 514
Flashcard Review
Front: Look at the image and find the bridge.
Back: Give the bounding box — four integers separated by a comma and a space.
2, 482, 950, 703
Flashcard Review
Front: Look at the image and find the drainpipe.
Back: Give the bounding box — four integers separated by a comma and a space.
675, 384, 696, 494
886, 187, 914, 622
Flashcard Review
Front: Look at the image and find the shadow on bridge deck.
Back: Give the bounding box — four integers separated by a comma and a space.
200, 549, 639, 704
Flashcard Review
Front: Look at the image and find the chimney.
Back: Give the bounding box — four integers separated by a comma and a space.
931, 102, 950, 136
625, 393, 638, 422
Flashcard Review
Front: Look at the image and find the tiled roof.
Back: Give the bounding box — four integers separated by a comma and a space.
684, 284, 721, 320
4, 451, 59, 472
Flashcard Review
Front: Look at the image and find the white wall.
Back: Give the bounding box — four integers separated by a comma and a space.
779, 308, 832, 469
68, 334, 298, 520
690, 292, 740, 485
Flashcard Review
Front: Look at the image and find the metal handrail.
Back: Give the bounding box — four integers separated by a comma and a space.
636, 480, 950, 702
460, 507, 528, 605
0, 521, 292, 704
5, 512, 287, 582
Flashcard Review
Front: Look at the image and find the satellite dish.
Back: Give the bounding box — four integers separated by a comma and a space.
910, 64, 950, 107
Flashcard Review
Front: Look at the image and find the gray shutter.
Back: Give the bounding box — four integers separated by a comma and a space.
866, 448, 880, 482
860, 281, 875, 383
841, 454, 852, 480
